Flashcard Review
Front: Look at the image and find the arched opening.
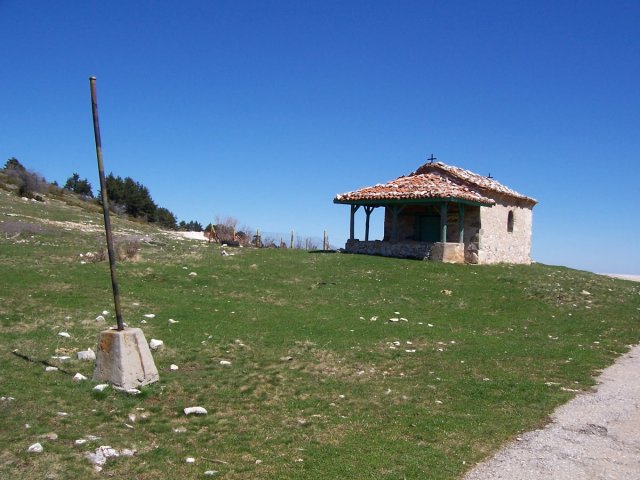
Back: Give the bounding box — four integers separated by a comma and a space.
507, 210, 514, 233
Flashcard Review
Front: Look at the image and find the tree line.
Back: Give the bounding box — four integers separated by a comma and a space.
2, 157, 202, 231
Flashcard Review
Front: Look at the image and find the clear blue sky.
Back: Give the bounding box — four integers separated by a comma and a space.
1, 1, 639, 274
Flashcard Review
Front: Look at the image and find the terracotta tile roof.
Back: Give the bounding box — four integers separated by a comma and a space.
415, 162, 537, 204
334, 161, 537, 206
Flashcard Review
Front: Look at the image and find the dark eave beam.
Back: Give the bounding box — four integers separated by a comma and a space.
333, 197, 493, 208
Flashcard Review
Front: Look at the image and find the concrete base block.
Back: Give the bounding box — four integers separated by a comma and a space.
93, 328, 159, 389
430, 242, 465, 263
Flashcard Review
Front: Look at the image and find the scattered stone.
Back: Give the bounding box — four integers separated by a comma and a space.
77, 348, 96, 361
189, 272, 198, 276
389, 318, 399, 323
51, 355, 71, 361
95, 315, 105, 322
27, 442, 43, 453
186, 457, 195, 463
204, 471, 218, 477
581, 290, 591, 295
184, 406, 208, 415
168, 318, 179, 324
144, 314, 156, 319
102, 310, 109, 315
57, 412, 69, 417
149, 339, 164, 350
73, 373, 88, 381
280, 356, 294, 362
94, 384, 110, 392
113, 386, 141, 395
58, 332, 71, 338
441, 289, 452, 296
173, 426, 187, 433
219, 360, 232, 366
1, 396, 15, 401
370, 316, 378, 321
255, 459, 262, 465
170, 364, 179, 371
40, 432, 58, 441
45, 366, 59, 372
140, 319, 147, 324
86, 445, 123, 468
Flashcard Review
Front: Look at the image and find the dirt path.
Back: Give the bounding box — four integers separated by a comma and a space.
463, 344, 640, 479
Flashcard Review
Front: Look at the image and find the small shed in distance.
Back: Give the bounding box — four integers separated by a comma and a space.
333, 160, 537, 264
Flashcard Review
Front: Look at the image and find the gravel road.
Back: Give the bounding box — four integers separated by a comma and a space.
464, 344, 640, 480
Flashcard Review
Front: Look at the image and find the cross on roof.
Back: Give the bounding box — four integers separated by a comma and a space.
427, 154, 437, 163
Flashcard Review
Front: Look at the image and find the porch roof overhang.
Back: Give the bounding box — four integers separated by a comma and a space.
333, 197, 493, 208
333, 171, 498, 208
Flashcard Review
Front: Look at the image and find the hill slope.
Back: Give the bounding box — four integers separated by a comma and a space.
1, 188, 639, 479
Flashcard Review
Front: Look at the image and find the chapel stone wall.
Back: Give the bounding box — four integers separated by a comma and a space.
477, 196, 533, 264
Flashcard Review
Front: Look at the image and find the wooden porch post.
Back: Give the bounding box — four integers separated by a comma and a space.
349, 205, 360, 240
440, 202, 448, 242
364, 206, 375, 241
391, 205, 405, 241
458, 203, 465, 243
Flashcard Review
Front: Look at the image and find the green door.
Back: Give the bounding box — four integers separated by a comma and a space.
416, 216, 440, 242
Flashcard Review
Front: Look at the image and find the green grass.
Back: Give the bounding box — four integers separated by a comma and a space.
1, 188, 639, 479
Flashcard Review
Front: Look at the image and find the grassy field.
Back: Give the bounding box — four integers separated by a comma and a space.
1, 187, 639, 479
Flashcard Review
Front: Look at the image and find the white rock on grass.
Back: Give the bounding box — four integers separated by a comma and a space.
102, 310, 109, 315
219, 360, 231, 366
45, 366, 59, 372
27, 443, 43, 453
170, 364, 179, 371
73, 373, 88, 381
93, 384, 110, 392
189, 272, 198, 276
186, 457, 196, 463
204, 471, 218, 477
184, 406, 207, 415
58, 332, 71, 338
144, 314, 156, 319
113, 386, 141, 395
168, 319, 179, 324
95, 315, 105, 322
77, 348, 96, 361
149, 339, 164, 350
51, 355, 71, 361
86, 445, 119, 467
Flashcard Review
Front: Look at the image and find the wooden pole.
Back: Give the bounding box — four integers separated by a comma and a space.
89, 76, 124, 331
290, 230, 294, 249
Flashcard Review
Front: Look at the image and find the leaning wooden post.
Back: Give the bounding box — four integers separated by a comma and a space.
290, 230, 294, 249
89, 76, 159, 389
89, 76, 124, 331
